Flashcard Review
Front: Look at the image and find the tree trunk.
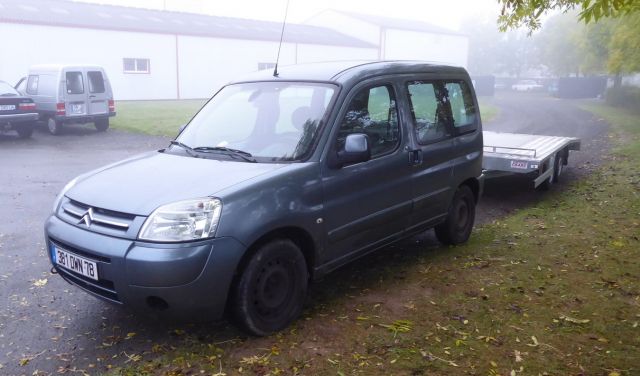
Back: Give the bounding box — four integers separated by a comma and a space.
613, 74, 622, 89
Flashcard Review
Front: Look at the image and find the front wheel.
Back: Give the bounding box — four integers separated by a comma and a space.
95, 118, 109, 132
231, 239, 308, 336
435, 185, 476, 245
47, 118, 63, 135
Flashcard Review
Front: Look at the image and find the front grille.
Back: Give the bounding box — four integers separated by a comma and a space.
57, 198, 139, 238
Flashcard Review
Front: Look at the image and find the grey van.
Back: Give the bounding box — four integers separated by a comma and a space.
45, 61, 483, 335
16, 65, 116, 135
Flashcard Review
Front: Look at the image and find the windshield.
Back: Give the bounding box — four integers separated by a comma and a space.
0, 81, 18, 96
177, 82, 336, 162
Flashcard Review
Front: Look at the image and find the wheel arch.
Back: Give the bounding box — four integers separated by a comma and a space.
459, 177, 480, 203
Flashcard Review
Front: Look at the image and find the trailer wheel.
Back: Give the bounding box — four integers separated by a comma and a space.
552, 150, 566, 182
435, 185, 476, 245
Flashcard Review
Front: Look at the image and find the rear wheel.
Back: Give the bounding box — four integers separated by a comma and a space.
552, 151, 566, 183
232, 239, 308, 336
435, 185, 476, 245
16, 123, 34, 139
95, 118, 109, 132
47, 118, 63, 135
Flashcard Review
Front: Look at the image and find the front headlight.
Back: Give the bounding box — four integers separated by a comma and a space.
139, 198, 222, 242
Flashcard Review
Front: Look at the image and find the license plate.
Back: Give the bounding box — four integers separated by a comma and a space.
510, 160, 529, 169
71, 104, 83, 114
0, 105, 16, 111
53, 245, 99, 280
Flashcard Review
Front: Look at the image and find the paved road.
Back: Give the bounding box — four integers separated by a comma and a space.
0, 93, 609, 375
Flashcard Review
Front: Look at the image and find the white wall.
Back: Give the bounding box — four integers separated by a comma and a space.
383, 29, 469, 68
0, 23, 178, 100
177, 36, 297, 99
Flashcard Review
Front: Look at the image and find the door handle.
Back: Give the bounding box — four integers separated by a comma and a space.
89, 95, 96, 98
408, 149, 423, 166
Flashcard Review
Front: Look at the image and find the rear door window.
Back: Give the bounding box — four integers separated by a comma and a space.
87, 71, 105, 93
65, 72, 84, 94
407, 81, 452, 144
444, 81, 477, 130
26, 75, 39, 95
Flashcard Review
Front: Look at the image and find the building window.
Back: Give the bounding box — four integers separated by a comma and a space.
123, 58, 150, 74
257, 62, 276, 71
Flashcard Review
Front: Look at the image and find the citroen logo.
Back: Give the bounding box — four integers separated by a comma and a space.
78, 207, 94, 227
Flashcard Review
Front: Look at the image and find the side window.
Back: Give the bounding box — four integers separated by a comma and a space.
407, 81, 452, 144
337, 84, 399, 158
444, 81, 476, 129
65, 72, 84, 94
26, 75, 39, 95
87, 71, 105, 93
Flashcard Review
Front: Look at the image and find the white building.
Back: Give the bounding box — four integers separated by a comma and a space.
305, 10, 469, 68
0, 0, 378, 100
0, 0, 469, 100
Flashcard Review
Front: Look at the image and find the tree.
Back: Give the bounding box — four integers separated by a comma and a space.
497, 0, 640, 31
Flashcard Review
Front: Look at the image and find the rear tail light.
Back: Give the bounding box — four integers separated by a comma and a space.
56, 103, 65, 116
18, 102, 36, 111
108, 99, 115, 113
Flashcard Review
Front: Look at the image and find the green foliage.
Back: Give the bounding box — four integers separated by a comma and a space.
497, 0, 640, 31
607, 13, 640, 74
605, 85, 640, 112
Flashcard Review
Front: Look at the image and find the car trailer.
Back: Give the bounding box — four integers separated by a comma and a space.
482, 131, 581, 190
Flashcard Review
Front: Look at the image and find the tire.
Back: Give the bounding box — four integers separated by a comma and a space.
552, 151, 565, 183
47, 118, 63, 135
232, 239, 308, 336
16, 123, 34, 139
95, 118, 109, 132
435, 185, 476, 245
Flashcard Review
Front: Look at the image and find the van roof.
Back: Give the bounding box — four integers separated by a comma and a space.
28, 65, 106, 73
230, 60, 468, 86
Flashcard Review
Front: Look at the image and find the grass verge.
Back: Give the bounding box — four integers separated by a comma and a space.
479, 98, 499, 123
110, 100, 206, 137
108, 104, 638, 376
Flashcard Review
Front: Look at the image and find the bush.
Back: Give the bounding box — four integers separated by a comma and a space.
606, 86, 640, 112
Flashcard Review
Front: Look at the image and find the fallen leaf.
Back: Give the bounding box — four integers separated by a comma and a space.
33, 279, 48, 287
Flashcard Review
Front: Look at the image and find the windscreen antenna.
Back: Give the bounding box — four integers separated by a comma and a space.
273, 0, 291, 77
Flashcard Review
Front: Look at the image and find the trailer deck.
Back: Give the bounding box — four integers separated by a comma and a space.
482, 131, 581, 189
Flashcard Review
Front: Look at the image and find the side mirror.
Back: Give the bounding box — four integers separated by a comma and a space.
337, 133, 371, 167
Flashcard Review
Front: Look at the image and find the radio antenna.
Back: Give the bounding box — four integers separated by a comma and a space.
273, 0, 290, 77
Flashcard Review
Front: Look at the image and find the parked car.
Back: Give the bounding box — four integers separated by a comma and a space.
0, 80, 38, 138
45, 61, 484, 335
511, 79, 544, 91
15, 65, 116, 135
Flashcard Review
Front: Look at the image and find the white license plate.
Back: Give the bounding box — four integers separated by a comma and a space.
71, 104, 83, 114
510, 160, 529, 169
54, 245, 99, 280
0, 105, 16, 111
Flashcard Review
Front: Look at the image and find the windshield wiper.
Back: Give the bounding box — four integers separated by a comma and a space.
192, 146, 257, 163
169, 140, 198, 157
0, 93, 17, 97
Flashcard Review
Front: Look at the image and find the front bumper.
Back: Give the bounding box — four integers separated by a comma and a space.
45, 215, 246, 321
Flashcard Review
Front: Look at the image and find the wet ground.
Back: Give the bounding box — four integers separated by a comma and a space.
0, 92, 610, 375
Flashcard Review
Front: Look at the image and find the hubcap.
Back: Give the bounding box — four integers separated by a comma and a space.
254, 260, 292, 316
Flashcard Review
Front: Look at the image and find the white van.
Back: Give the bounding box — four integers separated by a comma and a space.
16, 65, 116, 135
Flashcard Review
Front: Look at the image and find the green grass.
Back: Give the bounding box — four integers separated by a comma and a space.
106, 103, 638, 376
110, 100, 206, 137
479, 98, 499, 123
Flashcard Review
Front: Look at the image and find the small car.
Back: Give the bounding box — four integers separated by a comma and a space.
15, 65, 116, 135
511, 79, 544, 91
0, 80, 38, 138
45, 61, 484, 335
